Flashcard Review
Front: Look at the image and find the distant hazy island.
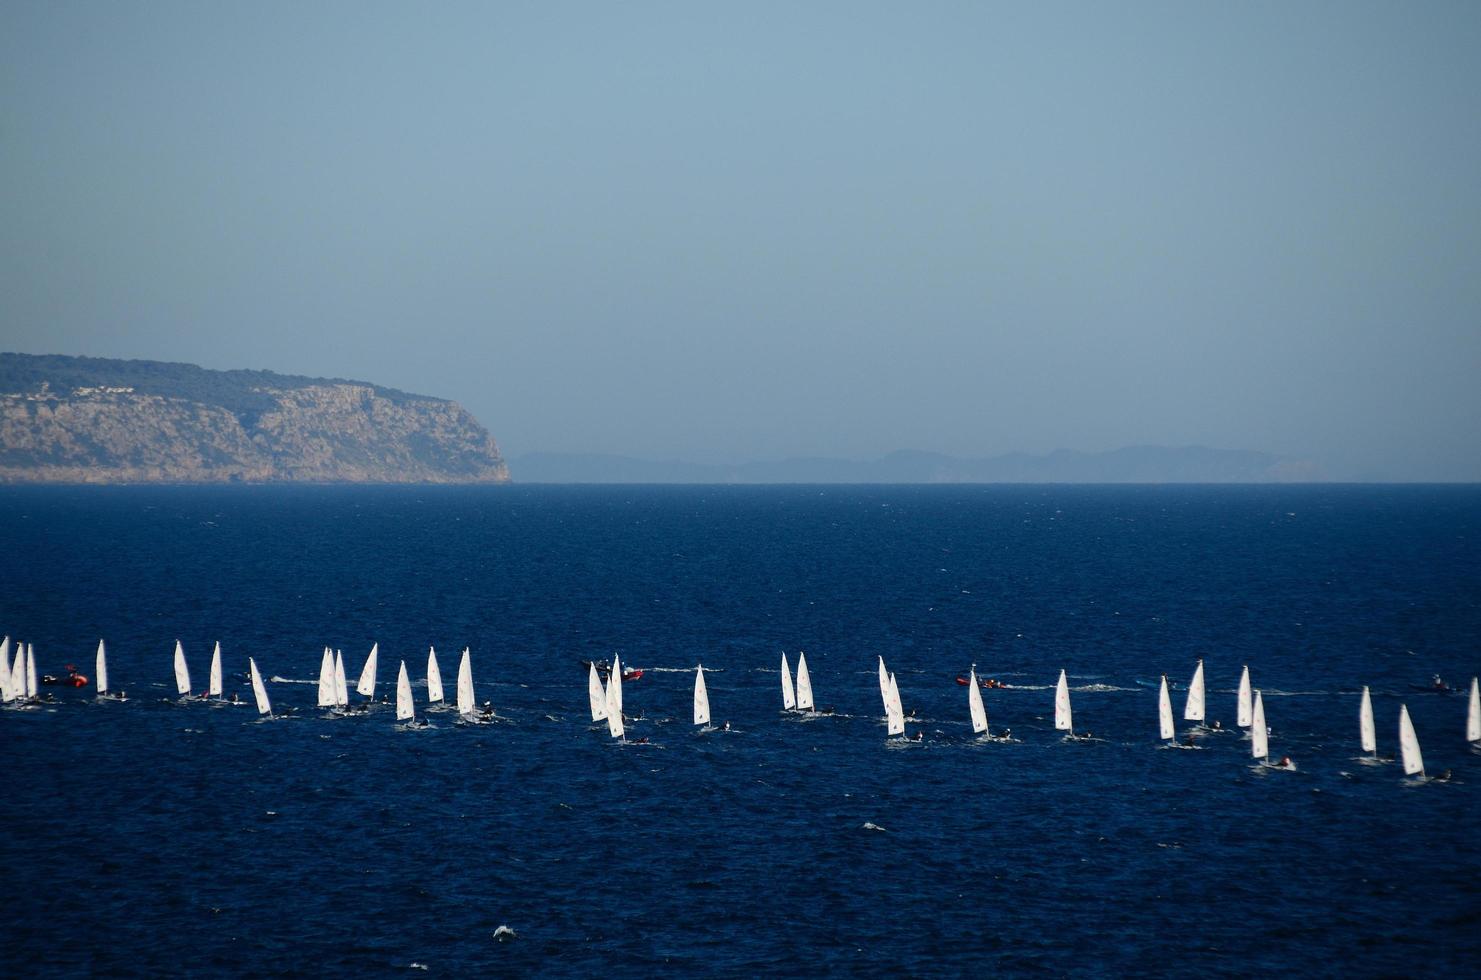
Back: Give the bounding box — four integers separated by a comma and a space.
512, 446, 1324, 484
0, 354, 508, 484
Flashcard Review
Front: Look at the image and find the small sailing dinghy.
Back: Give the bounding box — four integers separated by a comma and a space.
174, 640, 192, 699
317, 648, 337, 709
885, 672, 906, 738
0, 637, 14, 704
1358, 686, 1379, 762
426, 647, 445, 705
694, 664, 710, 728
356, 643, 378, 700
968, 666, 988, 736
588, 662, 608, 723
1055, 669, 1075, 738
780, 652, 796, 711
1183, 659, 1205, 728
1467, 678, 1480, 745
1159, 675, 1176, 743
396, 660, 425, 727
208, 641, 224, 699
795, 651, 814, 712
333, 649, 349, 708
1237, 665, 1253, 730
606, 655, 625, 740
248, 657, 273, 717
1398, 704, 1425, 778
1250, 690, 1269, 763
455, 647, 484, 721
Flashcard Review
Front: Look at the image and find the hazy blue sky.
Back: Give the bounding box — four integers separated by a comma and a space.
3, 2, 1479, 478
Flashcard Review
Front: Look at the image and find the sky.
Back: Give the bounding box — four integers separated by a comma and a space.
3, 2, 1479, 479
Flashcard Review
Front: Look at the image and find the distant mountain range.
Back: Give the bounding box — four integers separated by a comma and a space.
0, 353, 508, 484
510, 446, 1325, 484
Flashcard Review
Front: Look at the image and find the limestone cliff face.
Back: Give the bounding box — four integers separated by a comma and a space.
0, 355, 509, 484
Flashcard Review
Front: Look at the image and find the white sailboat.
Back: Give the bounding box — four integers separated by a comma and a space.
396, 660, 415, 723
968, 666, 988, 735
877, 656, 890, 714
96, 639, 109, 697
588, 662, 608, 722
316, 647, 336, 708
795, 651, 814, 712
605, 658, 625, 739
0, 637, 13, 704
1158, 675, 1175, 741
780, 652, 796, 711
356, 643, 378, 698
209, 641, 223, 698
248, 657, 272, 716
174, 640, 192, 697
333, 649, 349, 707
610, 654, 624, 718
456, 647, 477, 718
1359, 686, 1377, 758
1398, 704, 1424, 777
1237, 665, 1253, 729
1251, 691, 1269, 762
886, 672, 905, 737
693, 664, 710, 727
426, 647, 444, 704
1467, 678, 1480, 744
26, 643, 37, 699
1054, 669, 1073, 734
1183, 659, 1205, 725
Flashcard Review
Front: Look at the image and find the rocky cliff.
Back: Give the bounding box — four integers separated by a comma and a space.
0, 354, 509, 484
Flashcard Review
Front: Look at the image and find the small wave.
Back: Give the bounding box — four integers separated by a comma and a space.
492, 925, 517, 942
861, 822, 887, 832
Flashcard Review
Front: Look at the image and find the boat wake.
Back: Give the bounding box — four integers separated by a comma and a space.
269, 676, 315, 685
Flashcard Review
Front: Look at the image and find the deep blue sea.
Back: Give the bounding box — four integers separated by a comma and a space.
3, 484, 1480, 977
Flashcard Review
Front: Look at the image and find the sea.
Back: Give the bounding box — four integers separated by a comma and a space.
2, 483, 1479, 977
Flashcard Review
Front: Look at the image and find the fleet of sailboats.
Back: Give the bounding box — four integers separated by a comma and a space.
5, 640, 1478, 781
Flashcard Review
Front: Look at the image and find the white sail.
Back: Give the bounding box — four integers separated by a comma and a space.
26, 643, 38, 698
356, 643, 378, 698
426, 647, 444, 703
1183, 659, 1205, 722
95, 639, 109, 695
611, 654, 624, 716
968, 668, 987, 734
1158, 675, 1175, 741
1359, 686, 1376, 754
1237, 665, 1252, 728
334, 649, 349, 707
316, 647, 336, 707
886, 672, 905, 736
878, 656, 890, 711
396, 660, 415, 722
209, 641, 223, 697
10, 639, 23, 698
456, 648, 475, 716
248, 657, 272, 716
1398, 704, 1424, 776
795, 651, 814, 711
174, 640, 192, 696
0, 637, 13, 703
1251, 691, 1268, 760
693, 664, 710, 726
605, 671, 624, 739
780, 652, 796, 710
1468, 678, 1480, 743
1054, 669, 1073, 732
588, 662, 608, 721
